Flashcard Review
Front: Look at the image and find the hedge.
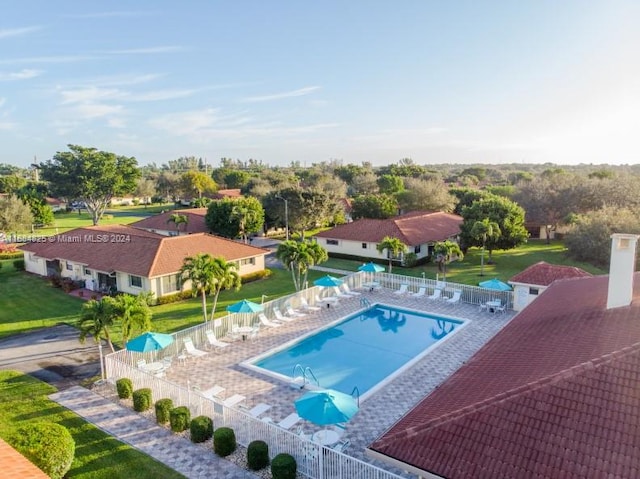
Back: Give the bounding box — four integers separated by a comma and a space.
155, 398, 174, 424
241, 268, 272, 284
213, 427, 236, 457
169, 406, 190, 433
13, 258, 25, 270
116, 378, 133, 399
247, 440, 270, 471
190, 415, 213, 443
11, 422, 75, 479
132, 388, 152, 412
271, 453, 297, 479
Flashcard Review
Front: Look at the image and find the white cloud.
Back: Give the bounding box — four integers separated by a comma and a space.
0, 69, 42, 81
0, 26, 41, 39
104, 46, 183, 55
242, 86, 321, 103
133, 89, 196, 102
0, 55, 98, 65
72, 103, 123, 119
58, 86, 125, 104
61, 11, 156, 19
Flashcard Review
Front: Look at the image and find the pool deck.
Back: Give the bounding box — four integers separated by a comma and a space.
162, 288, 515, 472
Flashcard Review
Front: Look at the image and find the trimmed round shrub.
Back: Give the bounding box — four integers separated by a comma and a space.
169, 406, 191, 433
190, 415, 213, 443
116, 378, 133, 399
247, 440, 269, 471
11, 422, 75, 479
213, 427, 236, 457
271, 453, 297, 479
155, 398, 174, 424
132, 388, 152, 412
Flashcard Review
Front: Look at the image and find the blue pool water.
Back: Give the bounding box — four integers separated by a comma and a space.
250, 304, 464, 398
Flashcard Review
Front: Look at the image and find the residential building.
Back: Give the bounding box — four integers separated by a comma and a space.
20, 224, 268, 298
131, 208, 209, 236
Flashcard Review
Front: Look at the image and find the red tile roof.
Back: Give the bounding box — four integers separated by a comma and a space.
315, 211, 462, 245
510, 261, 592, 286
130, 208, 209, 234
370, 274, 640, 479
20, 225, 267, 278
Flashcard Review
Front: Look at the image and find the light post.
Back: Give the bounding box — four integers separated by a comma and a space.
276, 195, 289, 241
98, 341, 105, 381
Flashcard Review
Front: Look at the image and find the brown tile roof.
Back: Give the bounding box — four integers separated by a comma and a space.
213, 188, 242, 198
510, 261, 592, 286
130, 208, 209, 234
0, 438, 49, 478
20, 225, 267, 278
370, 274, 640, 479
315, 211, 462, 245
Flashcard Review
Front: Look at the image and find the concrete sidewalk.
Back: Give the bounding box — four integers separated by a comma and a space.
50, 386, 258, 479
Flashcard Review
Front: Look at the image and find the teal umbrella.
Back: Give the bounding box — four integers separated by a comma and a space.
294, 389, 358, 425
227, 299, 264, 313
358, 262, 385, 273
313, 275, 344, 287
479, 278, 512, 291
126, 332, 174, 352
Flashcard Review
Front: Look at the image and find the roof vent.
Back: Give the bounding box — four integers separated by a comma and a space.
607, 234, 639, 309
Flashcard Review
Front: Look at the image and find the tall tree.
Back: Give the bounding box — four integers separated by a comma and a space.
0, 195, 34, 232
376, 236, 407, 273
433, 240, 464, 281
470, 219, 501, 276
351, 194, 398, 220
206, 197, 264, 240
78, 298, 117, 353
111, 293, 152, 346
179, 170, 217, 199
276, 240, 328, 291
395, 178, 456, 213
207, 256, 241, 320
180, 253, 218, 322
39, 145, 140, 225
460, 195, 528, 261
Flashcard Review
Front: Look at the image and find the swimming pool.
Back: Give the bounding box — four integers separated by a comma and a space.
245, 303, 465, 400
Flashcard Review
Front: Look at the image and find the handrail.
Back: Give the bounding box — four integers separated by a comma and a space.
292, 363, 306, 386
304, 366, 320, 387
360, 297, 371, 308
351, 386, 360, 407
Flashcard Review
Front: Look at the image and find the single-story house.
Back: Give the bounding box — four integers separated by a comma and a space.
314, 211, 463, 263
368, 234, 640, 478
20, 224, 268, 298
509, 261, 592, 311
131, 208, 209, 236
45, 197, 67, 212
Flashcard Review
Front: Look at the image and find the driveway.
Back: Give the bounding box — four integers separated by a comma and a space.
0, 324, 103, 389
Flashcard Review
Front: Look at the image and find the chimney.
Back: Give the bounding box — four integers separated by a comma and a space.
607, 233, 640, 309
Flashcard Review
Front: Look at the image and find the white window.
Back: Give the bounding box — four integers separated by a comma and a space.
529, 287, 539, 295
240, 257, 255, 266
326, 239, 339, 245
129, 275, 143, 288
66, 262, 73, 271
161, 274, 179, 293
84, 268, 91, 276
362, 243, 367, 249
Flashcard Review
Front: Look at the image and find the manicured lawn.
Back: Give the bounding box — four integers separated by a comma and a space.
0, 370, 185, 479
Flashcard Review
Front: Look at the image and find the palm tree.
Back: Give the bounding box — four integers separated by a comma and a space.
208, 256, 241, 320
276, 239, 329, 291
470, 219, 501, 276
111, 293, 152, 346
167, 213, 188, 233
180, 253, 217, 321
376, 236, 407, 273
78, 298, 117, 353
433, 240, 464, 282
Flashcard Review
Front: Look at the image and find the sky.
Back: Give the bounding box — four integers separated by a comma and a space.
1, 1, 639, 168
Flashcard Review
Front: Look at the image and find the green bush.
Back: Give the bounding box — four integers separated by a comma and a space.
271, 453, 297, 479
213, 426, 236, 457
241, 268, 272, 284
132, 388, 152, 412
156, 290, 195, 305
169, 406, 190, 432
13, 258, 25, 270
155, 398, 174, 424
247, 440, 270, 471
0, 251, 22, 260
116, 378, 133, 399
11, 422, 75, 479
190, 415, 213, 443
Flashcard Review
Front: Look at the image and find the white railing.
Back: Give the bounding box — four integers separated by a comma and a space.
104, 353, 405, 479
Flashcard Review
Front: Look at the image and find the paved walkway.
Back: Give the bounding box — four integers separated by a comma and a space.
50, 386, 259, 479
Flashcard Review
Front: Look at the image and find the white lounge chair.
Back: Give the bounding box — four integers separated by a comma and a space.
285, 305, 306, 318
183, 337, 207, 358
445, 290, 462, 306
410, 286, 427, 298
258, 313, 282, 328
300, 297, 321, 312
223, 394, 246, 408
247, 403, 272, 417
332, 286, 352, 299
227, 325, 241, 341
332, 439, 350, 453
427, 289, 443, 300
274, 307, 296, 322
315, 293, 338, 305
201, 385, 226, 399
277, 412, 301, 430
205, 329, 230, 351
341, 283, 361, 296
393, 283, 409, 295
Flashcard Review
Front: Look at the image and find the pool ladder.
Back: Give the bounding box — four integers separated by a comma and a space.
351, 386, 360, 407
292, 364, 319, 389
360, 297, 371, 308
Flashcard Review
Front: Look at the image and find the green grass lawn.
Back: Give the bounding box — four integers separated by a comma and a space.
0, 370, 185, 479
